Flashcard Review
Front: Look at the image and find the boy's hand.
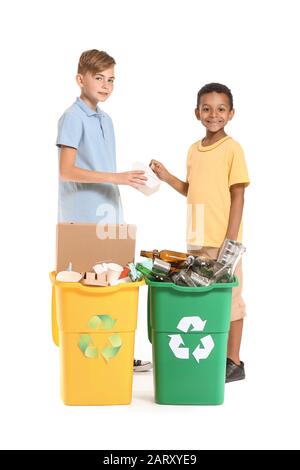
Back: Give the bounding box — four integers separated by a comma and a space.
149, 160, 170, 183
114, 171, 147, 189
150, 159, 188, 196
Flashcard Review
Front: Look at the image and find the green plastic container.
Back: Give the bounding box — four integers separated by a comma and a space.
147, 277, 238, 405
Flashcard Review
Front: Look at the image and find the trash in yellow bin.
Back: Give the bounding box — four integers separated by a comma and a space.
50, 272, 144, 405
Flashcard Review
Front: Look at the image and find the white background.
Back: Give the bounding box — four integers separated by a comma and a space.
1, 0, 299, 450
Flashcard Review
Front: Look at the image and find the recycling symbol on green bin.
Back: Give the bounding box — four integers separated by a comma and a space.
168, 316, 214, 363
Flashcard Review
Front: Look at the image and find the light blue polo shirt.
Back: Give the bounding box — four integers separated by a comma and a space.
56, 97, 124, 223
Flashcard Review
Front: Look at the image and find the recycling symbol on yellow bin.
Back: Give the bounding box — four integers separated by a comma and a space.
78, 314, 122, 363
168, 316, 214, 363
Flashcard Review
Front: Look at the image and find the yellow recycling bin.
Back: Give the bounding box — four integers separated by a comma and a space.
50, 272, 144, 405
51, 284, 59, 346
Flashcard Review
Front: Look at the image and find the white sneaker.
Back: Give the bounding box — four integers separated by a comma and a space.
133, 359, 152, 372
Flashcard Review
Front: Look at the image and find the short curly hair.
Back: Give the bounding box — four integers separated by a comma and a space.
197, 83, 233, 110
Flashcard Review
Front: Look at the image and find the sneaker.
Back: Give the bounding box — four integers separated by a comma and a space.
133, 359, 152, 372
226, 358, 245, 383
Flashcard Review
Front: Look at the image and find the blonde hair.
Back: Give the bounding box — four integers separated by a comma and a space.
77, 49, 116, 75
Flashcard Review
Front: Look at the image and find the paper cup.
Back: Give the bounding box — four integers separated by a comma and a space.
93, 263, 108, 274
56, 270, 82, 282
106, 263, 123, 285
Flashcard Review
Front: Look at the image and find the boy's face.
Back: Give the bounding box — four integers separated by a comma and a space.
195, 92, 234, 133
76, 67, 115, 108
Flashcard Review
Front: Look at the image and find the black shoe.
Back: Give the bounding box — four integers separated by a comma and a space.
226, 358, 245, 383
133, 359, 152, 372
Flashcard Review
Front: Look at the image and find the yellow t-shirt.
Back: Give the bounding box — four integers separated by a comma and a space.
186, 136, 250, 248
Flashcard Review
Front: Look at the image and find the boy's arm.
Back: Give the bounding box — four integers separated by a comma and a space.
166, 174, 189, 196
150, 159, 189, 196
59, 146, 147, 188
225, 183, 245, 240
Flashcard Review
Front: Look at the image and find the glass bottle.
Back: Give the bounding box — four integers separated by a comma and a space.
152, 256, 194, 274
135, 263, 171, 282
140, 249, 190, 265
140, 249, 160, 259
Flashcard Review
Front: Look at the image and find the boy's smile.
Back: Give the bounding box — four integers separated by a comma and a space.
195, 91, 234, 136
76, 67, 115, 110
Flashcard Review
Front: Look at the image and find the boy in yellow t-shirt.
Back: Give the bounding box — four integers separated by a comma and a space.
150, 83, 250, 383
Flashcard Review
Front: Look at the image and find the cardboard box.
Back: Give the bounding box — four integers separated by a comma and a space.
81, 272, 108, 286
56, 223, 136, 273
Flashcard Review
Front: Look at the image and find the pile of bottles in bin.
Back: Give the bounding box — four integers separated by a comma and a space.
131, 239, 246, 287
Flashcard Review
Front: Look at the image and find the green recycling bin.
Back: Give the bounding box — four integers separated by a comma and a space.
146, 277, 238, 405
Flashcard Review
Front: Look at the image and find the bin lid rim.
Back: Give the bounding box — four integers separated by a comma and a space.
49, 271, 145, 291
145, 276, 238, 291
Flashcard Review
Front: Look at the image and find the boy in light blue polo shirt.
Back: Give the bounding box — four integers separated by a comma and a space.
57, 49, 146, 223
56, 49, 151, 372
57, 96, 123, 223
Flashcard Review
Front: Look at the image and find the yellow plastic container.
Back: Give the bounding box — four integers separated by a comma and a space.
50, 272, 144, 405
51, 284, 59, 346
